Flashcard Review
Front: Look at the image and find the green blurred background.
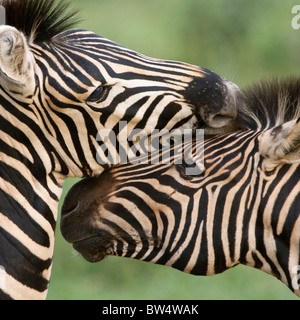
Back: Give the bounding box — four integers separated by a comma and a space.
47, 0, 300, 300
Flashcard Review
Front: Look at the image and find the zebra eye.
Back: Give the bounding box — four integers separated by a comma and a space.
87, 86, 106, 103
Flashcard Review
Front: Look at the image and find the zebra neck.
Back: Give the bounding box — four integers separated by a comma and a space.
0, 160, 62, 299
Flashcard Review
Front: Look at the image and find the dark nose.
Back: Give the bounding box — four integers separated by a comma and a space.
184, 73, 243, 129
60, 175, 101, 219
60, 191, 81, 243
60, 177, 93, 243
202, 81, 242, 129
60, 171, 116, 242
60, 180, 85, 219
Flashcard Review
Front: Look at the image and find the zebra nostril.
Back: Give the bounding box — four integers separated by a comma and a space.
205, 85, 243, 129
61, 201, 80, 218
200, 106, 238, 129
208, 114, 236, 128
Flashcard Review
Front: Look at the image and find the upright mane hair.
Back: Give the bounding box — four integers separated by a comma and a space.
239, 77, 300, 130
1, 0, 80, 43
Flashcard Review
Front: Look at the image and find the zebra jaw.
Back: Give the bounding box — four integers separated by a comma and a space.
72, 234, 114, 263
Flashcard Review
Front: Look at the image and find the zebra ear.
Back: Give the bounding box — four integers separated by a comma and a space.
260, 118, 300, 168
0, 26, 35, 94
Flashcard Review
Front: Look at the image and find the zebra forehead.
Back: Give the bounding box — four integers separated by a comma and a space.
52, 29, 208, 78
0, 0, 220, 78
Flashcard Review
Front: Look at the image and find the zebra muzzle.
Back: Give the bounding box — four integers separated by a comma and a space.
72, 233, 113, 263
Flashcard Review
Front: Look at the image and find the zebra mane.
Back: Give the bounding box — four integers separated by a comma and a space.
238, 77, 300, 130
1, 0, 80, 43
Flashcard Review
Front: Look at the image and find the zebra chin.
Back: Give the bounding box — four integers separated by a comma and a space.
71, 234, 114, 263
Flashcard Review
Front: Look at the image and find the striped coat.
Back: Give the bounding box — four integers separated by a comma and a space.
61, 78, 300, 297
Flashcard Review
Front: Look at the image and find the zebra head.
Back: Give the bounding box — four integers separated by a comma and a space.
61, 78, 300, 297
0, 0, 243, 300
0, 0, 242, 180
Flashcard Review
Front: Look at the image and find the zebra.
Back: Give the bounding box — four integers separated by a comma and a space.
0, 0, 242, 300
61, 77, 300, 297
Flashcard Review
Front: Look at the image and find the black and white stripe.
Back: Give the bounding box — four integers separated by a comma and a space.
61, 77, 300, 297
0, 0, 241, 299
